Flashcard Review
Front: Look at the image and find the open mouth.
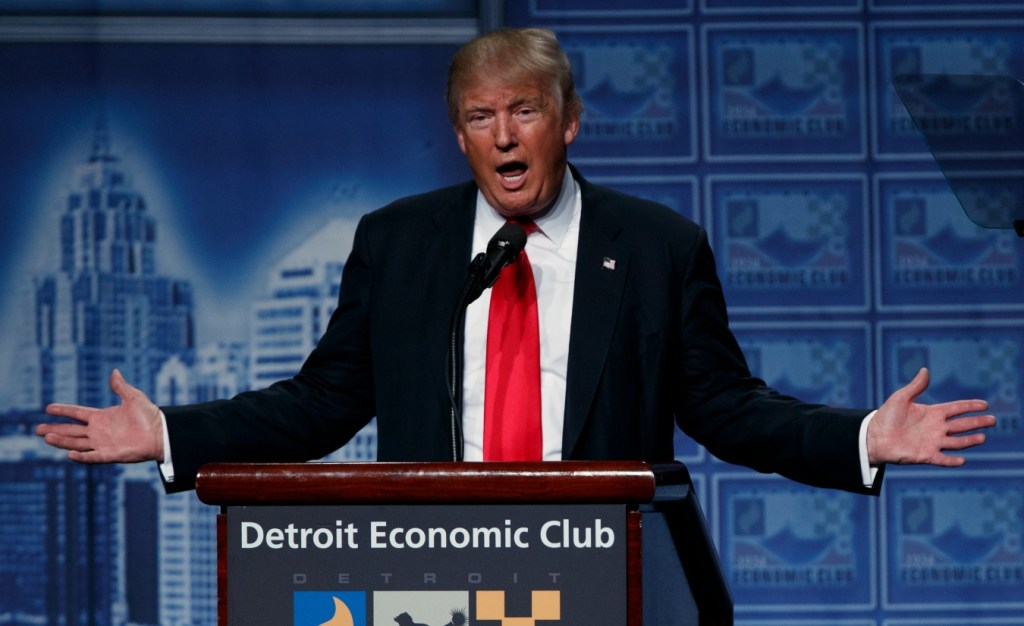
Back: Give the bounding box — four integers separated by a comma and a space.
497, 161, 527, 185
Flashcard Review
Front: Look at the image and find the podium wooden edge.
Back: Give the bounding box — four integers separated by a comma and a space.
197, 460, 673, 505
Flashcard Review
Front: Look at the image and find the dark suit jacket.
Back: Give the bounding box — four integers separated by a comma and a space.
163, 169, 880, 495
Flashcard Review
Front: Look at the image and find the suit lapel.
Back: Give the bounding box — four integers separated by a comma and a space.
562, 179, 629, 458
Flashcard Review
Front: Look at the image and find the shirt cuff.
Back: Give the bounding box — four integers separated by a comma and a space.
157, 409, 175, 483
859, 410, 879, 487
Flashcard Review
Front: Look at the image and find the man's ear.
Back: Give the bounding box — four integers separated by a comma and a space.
563, 111, 581, 147
454, 126, 468, 155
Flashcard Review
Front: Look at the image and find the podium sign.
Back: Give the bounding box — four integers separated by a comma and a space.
227, 503, 626, 624
198, 461, 733, 626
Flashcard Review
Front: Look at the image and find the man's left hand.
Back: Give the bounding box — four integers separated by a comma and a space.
868, 367, 996, 466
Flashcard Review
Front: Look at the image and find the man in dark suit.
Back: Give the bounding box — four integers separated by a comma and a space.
36, 28, 994, 495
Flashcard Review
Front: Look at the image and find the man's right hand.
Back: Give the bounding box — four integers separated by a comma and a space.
35, 369, 164, 464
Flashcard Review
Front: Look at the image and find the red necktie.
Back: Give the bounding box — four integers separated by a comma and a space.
484, 221, 542, 461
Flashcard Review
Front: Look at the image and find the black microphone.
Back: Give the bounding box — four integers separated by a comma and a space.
445, 221, 529, 461
466, 221, 528, 305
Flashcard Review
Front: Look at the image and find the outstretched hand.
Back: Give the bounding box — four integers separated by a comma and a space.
868, 367, 996, 467
35, 369, 164, 464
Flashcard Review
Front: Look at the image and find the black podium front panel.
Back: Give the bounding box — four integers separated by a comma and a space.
226, 503, 627, 625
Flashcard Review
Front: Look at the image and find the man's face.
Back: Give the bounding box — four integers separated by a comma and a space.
454, 76, 580, 219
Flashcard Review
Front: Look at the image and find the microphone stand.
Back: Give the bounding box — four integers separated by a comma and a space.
445, 253, 488, 462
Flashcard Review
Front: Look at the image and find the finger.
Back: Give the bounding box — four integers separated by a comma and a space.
110, 368, 131, 399
43, 432, 95, 453
942, 432, 988, 451
945, 414, 996, 435
934, 399, 990, 418
894, 367, 930, 402
68, 449, 106, 464
109, 368, 138, 402
44, 403, 96, 423
929, 453, 967, 468
36, 423, 89, 439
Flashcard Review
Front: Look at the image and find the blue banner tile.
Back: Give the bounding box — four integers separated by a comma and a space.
0, 0, 477, 15
532, 0, 692, 16
879, 322, 1024, 459
871, 0, 1024, 11
733, 323, 872, 408
882, 471, 1024, 610
703, 23, 866, 162
713, 474, 877, 611
591, 176, 698, 223
871, 21, 1024, 160
556, 26, 697, 164
703, 0, 861, 14
708, 175, 869, 312
874, 175, 1024, 310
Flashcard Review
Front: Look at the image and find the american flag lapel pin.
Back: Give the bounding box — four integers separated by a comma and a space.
602, 257, 616, 270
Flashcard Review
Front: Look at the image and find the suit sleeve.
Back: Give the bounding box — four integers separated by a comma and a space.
672, 230, 880, 495
160, 215, 378, 493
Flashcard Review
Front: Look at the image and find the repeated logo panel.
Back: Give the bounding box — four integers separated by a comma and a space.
714, 474, 877, 610
709, 175, 869, 312
703, 23, 866, 162
558, 26, 697, 164
882, 472, 1024, 610
874, 174, 1024, 310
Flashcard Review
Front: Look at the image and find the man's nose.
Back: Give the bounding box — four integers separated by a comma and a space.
494, 115, 517, 149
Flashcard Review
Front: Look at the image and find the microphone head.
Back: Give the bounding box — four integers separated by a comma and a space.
488, 221, 527, 257
459, 221, 531, 306
479, 221, 528, 291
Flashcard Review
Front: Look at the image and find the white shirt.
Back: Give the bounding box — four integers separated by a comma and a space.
460, 167, 581, 462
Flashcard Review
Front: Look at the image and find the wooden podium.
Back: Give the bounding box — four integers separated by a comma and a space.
197, 461, 732, 625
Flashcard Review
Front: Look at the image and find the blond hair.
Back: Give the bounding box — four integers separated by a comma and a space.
446, 27, 583, 125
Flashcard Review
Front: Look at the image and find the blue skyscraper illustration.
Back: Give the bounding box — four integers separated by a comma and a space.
22, 117, 195, 409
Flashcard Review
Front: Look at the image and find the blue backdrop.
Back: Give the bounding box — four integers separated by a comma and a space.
0, 1, 1022, 624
